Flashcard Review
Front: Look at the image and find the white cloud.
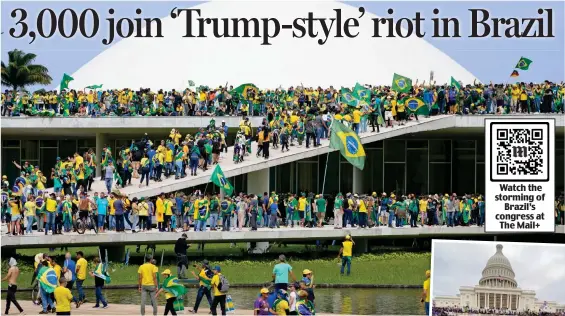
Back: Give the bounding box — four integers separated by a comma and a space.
431, 240, 565, 304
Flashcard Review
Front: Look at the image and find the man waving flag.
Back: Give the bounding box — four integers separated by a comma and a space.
329, 119, 366, 170
210, 165, 234, 195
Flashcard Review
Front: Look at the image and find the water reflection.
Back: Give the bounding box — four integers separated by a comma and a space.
6, 288, 424, 315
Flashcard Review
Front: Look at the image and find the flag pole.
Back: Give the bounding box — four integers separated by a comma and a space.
321, 151, 330, 196
321, 122, 334, 196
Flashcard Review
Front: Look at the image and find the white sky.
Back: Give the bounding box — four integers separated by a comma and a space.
432, 240, 565, 303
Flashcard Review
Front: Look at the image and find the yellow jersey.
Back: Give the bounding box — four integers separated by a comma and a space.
342, 241, 353, 257
211, 274, 224, 296
76, 258, 88, 280
54, 286, 73, 312
423, 278, 430, 302
138, 263, 158, 286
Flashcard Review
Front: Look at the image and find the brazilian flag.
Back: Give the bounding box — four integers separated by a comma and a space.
37, 267, 58, 294
391, 73, 412, 93
210, 165, 234, 196
403, 97, 430, 116
93, 263, 112, 284
450, 77, 462, 90
515, 57, 533, 70
329, 119, 365, 170
162, 275, 187, 297
340, 88, 358, 107
353, 83, 371, 102
230, 83, 259, 100
60, 73, 74, 91
86, 84, 103, 90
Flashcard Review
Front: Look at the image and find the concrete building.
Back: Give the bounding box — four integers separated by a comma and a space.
2, 115, 564, 198
433, 244, 565, 313
67, 1, 478, 90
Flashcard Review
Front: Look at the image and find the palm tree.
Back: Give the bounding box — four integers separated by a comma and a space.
1, 49, 52, 91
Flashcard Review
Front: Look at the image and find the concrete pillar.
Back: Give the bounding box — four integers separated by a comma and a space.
247, 242, 270, 254
247, 168, 269, 196
100, 245, 126, 262
353, 238, 369, 254
352, 167, 363, 194
96, 132, 107, 177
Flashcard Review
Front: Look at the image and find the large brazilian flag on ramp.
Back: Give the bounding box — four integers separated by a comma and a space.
403, 97, 430, 116
329, 120, 366, 170
210, 165, 234, 196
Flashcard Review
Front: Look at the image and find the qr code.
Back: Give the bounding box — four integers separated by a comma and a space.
490, 122, 549, 182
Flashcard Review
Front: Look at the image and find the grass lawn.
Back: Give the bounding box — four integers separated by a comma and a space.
2, 242, 430, 289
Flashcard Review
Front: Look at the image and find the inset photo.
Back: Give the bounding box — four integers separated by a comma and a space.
431, 240, 565, 315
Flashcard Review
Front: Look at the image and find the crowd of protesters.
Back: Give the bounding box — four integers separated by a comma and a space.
432, 306, 565, 316
3, 176, 564, 235
1, 81, 564, 118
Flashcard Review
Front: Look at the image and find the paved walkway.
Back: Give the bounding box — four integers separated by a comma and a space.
0, 223, 513, 249
6, 300, 263, 315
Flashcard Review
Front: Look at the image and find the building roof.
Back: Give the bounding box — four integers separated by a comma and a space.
69, 1, 477, 90
480, 244, 518, 288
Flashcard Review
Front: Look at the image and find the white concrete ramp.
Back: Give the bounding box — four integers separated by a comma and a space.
51, 116, 454, 198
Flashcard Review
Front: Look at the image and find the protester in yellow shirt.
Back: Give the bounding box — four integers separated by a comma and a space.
421, 270, 431, 315
164, 195, 173, 231
75, 251, 87, 303
8, 197, 22, 236
49, 257, 62, 281
357, 197, 369, 228
138, 256, 158, 315
210, 266, 227, 315
24, 197, 37, 234
419, 197, 428, 226
54, 278, 80, 313
108, 195, 116, 231
298, 194, 307, 227
73, 153, 84, 169
337, 235, 355, 276
156, 194, 165, 231
155, 269, 179, 314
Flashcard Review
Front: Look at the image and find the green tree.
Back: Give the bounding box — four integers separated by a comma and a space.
1, 49, 52, 91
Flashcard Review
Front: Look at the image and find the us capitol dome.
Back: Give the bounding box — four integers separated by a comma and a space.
433, 244, 565, 313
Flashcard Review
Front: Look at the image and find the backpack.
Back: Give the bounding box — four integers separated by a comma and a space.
218, 274, 230, 293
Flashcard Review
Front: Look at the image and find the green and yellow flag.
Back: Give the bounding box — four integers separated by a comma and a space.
329, 120, 365, 170
60, 73, 74, 91
403, 97, 429, 116
391, 73, 412, 93
86, 84, 103, 90
210, 165, 234, 195
450, 77, 461, 90
515, 57, 532, 70
94, 263, 111, 284
230, 83, 259, 99
353, 83, 371, 103
340, 88, 358, 107
162, 275, 187, 297
37, 267, 58, 294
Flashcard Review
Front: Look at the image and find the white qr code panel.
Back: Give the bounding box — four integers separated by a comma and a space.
490, 122, 549, 182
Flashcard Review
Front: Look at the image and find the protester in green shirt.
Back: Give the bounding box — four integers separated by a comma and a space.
334, 193, 344, 229
315, 195, 326, 228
